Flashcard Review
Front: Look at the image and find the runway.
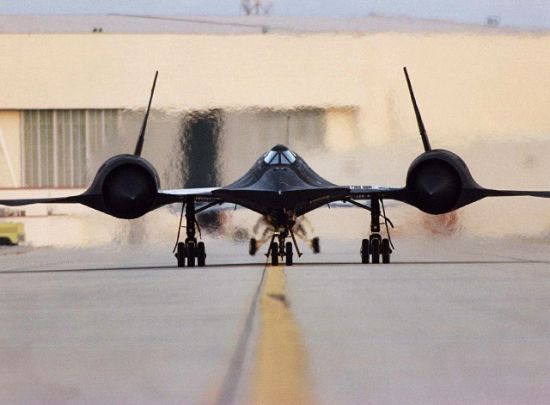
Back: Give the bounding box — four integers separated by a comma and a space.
2, 236, 550, 404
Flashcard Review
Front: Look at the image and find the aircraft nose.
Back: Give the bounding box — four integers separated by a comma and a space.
271, 144, 288, 152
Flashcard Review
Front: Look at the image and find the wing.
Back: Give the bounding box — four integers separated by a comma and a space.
155, 187, 222, 206
286, 185, 407, 216
159, 187, 219, 202
346, 185, 408, 201
0, 187, 223, 219
473, 188, 550, 199
0, 188, 222, 206
340, 184, 550, 216
345, 184, 550, 207
0, 193, 95, 207
457, 187, 550, 210
0, 186, 401, 208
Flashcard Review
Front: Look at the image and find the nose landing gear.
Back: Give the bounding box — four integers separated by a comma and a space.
266, 228, 301, 266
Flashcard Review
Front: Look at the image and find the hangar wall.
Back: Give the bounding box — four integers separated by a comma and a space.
1, 32, 550, 244
0, 33, 549, 156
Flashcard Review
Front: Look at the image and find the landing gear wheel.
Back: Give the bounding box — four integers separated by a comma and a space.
176, 242, 186, 268
271, 242, 279, 265
381, 238, 391, 264
197, 241, 206, 267
361, 238, 370, 264
311, 237, 320, 254
187, 241, 196, 267
371, 238, 380, 264
249, 238, 257, 256
285, 241, 293, 266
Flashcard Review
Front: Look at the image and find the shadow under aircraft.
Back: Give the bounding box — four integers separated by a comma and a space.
2, 68, 550, 267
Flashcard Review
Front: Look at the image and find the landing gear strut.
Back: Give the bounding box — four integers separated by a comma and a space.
174, 199, 207, 268
360, 198, 392, 264
266, 227, 301, 266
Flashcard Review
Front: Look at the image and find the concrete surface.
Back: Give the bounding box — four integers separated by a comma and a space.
1, 236, 550, 404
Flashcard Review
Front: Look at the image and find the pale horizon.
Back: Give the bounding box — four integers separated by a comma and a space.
0, 0, 548, 29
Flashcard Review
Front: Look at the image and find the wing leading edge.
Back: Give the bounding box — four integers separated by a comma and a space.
0, 193, 94, 207
0, 187, 222, 215
343, 184, 550, 215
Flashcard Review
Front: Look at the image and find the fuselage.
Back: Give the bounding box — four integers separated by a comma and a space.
212, 144, 347, 227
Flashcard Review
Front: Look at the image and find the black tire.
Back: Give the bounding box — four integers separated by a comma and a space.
187, 241, 196, 267
382, 238, 391, 264
249, 238, 257, 256
197, 241, 206, 267
176, 241, 186, 268
271, 242, 279, 265
371, 238, 380, 264
311, 237, 320, 254
285, 241, 293, 266
361, 238, 370, 264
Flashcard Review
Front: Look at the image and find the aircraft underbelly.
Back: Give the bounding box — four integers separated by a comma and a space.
215, 156, 347, 214
212, 187, 347, 213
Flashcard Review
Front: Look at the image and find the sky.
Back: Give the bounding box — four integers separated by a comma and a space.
0, 0, 548, 29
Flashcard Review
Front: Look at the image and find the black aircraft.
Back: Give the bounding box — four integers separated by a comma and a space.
2, 68, 550, 267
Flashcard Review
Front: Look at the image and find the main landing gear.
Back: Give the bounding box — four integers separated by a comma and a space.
174, 199, 207, 268
360, 198, 393, 264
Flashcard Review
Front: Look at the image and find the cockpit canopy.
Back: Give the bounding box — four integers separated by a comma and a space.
263, 145, 297, 165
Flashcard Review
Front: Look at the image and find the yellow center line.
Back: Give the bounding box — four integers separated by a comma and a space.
251, 264, 315, 405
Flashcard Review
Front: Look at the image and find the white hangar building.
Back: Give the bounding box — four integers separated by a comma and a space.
0, 15, 549, 244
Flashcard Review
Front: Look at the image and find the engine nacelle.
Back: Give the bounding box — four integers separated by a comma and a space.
406, 150, 478, 215
86, 154, 160, 219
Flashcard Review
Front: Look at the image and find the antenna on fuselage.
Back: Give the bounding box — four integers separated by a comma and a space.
403, 67, 432, 152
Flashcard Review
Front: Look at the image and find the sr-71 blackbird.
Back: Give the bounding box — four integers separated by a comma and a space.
2, 68, 550, 266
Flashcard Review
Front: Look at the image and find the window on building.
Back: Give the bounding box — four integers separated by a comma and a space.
22, 110, 119, 188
